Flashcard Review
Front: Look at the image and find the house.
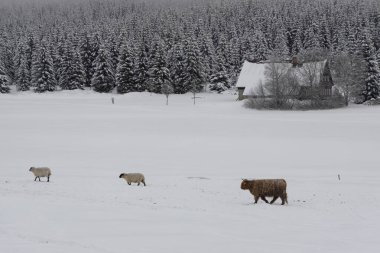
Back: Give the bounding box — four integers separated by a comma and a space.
235, 58, 334, 100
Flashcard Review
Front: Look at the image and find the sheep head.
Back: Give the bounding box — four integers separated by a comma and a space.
241, 179, 253, 190
119, 173, 125, 178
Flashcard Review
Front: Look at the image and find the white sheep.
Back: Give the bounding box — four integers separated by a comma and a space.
29, 167, 51, 182
119, 173, 146, 186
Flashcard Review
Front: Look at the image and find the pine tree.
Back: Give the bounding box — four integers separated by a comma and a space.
14, 43, 30, 91
0, 34, 16, 83
63, 49, 85, 90
168, 42, 186, 94
303, 23, 320, 50
147, 39, 170, 94
216, 34, 229, 69
32, 42, 56, 93
198, 33, 217, 81
361, 31, 380, 101
319, 16, 331, 50
107, 35, 120, 79
290, 27, 302, 56
59, 39, 85, 90
91, 46, 114, 93
80, 33, 94, 87
249, 30, 269, 62
182, 36, 205, 93
116, 43, 136, 94
25, 34, 36, 87
16, 54, 30, 91
347, 28, 359, 56
0, 60, 10, 93
58, 42, 72, 89
272, 25, 289, 60
209, 54, 230, 93
133, 46, 149, 92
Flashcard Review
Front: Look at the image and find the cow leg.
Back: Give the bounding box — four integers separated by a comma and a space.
254, 195, 259, 204
270, 196, 279, 204
260, 196, 269, 203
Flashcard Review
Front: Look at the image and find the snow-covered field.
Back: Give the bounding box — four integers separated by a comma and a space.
1, 91, 379, 253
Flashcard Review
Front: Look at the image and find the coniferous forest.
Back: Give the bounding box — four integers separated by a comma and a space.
0, 0, 379, 102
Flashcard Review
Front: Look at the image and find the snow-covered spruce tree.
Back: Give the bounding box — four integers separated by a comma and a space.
32, 42, 56, 93
116, 43, 136, 94
182, 36, 205, 94
347, 28, 360, 56
216, 34, 229, 70
15, 53, 30, 91
0, 35, 16, 83
198, 33, 217, 81
290, 26, 302, 56
14, 43, 30, 91
60, 46, 85, 90
227, 37, 242, 75
303, 23, 320, 51
168, 42, 187, 94
319, 16, 331, 50
331, 27, 347, 57
249, 30, 269, 62
0, 61, 10, 93
148, 39, 170, 94
133, 47, 149, 92
360, 31, 380, 101
25, 34, 36, 87
80, 33, 95, 87
107, 35, 120, 79
91, 46, 114, 93
272, 25, 289, 61
209, 55, 230, 93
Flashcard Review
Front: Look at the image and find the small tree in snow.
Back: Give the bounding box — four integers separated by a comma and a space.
161, 80, 173, 105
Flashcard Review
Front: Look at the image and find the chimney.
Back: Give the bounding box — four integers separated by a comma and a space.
291, 56, 299, 67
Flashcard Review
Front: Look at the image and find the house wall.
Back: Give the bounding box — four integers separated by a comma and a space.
237, 88, 245, 100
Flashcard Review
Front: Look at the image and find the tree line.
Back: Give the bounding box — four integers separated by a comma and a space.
0, 0, 379, 103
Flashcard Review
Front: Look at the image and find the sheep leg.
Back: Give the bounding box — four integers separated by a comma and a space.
38, 177, 41, 181
142, 180, 146, 186
260, 196, 269, 203
270, 196, 279, 204
280, 194, 287, 205
138, 182, 140, 186
128, 182, 131, 185
47, 176, 50, 182
254, 195, 259, 204
34, 177, 38, 181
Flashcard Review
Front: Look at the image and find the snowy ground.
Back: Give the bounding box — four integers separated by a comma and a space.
1, 91, 379, 253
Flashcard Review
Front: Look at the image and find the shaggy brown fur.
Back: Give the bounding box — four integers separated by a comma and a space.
241, 179, 288, 205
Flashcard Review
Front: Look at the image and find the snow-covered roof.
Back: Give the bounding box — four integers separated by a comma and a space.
236, 60, 327, 96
